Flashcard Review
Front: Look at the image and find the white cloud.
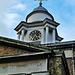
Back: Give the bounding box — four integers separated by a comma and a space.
0, 0, 26, 39
0, 0, 16, 37
3, 13, 20, 27
11, 3, 26, 11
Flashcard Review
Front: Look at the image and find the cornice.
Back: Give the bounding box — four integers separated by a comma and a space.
14, 18, 59, 31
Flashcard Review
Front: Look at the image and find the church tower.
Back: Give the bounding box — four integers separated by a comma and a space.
14, 1, 63, 44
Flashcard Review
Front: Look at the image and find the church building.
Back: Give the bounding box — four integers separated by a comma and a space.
0, 1, 74, 75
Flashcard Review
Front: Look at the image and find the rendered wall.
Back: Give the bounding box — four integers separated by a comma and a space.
0, 59, 47, 75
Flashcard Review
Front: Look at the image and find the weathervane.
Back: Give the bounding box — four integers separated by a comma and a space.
34, 0, 47, 6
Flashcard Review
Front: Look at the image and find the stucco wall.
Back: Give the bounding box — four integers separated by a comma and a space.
0, 59, 47, 75
32, 72, 50, 75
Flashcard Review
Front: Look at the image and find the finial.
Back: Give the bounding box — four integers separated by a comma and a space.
39, 2, 42, 6
39, 0, 42, 6
34, 0, 47, 6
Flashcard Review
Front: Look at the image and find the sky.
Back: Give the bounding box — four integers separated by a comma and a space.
0, 0, 75, 42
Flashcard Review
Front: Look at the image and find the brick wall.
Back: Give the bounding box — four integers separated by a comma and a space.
0, 45, 30, 56
66, 58, 73, 75
49, 57, 66, 75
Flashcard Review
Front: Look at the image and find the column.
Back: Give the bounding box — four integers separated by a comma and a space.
41, 29, 45, 44
17, 33, 20, 40
46, 26, 49, 44
52, 29, 56, 43
21, 29, 25, 41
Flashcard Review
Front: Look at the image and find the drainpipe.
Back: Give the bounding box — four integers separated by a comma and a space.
72, 45, 75, 75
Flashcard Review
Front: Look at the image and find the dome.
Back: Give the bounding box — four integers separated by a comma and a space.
26, 4, 54, 23
33, 6, 48, 12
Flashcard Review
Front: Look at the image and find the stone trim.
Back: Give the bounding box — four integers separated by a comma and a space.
0, 52, 51, 63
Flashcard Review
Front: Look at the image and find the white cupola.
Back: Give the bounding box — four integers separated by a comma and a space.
14, 2, 63, 44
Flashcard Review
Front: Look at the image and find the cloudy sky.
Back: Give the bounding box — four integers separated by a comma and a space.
0, 0, 75, 42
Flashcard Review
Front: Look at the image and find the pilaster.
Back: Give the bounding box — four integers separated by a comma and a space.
52, 29, 56, 43
41, 28, 45, 44
21, 29, 25, 41
17, 33, 20, 40
46, 26, 49, 44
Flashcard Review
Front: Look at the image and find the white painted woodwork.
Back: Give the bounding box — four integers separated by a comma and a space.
17, 33, 20, 40
52, 29, 56, 43
46, 26, 49, 44
21, 29, 25, 41
27, 13, 52, 23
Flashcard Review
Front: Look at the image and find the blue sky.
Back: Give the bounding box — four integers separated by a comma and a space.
0, 0, 75, 41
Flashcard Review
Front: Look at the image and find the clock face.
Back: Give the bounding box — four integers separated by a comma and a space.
29, 30, 41, 41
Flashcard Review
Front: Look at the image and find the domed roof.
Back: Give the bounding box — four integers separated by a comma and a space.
33, 6, 48, 12
26, 3, 54, 22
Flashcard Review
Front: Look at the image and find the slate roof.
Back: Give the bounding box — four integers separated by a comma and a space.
0, 36, 49, 52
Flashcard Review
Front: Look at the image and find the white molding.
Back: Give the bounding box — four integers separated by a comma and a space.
45, 23, 56, 29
